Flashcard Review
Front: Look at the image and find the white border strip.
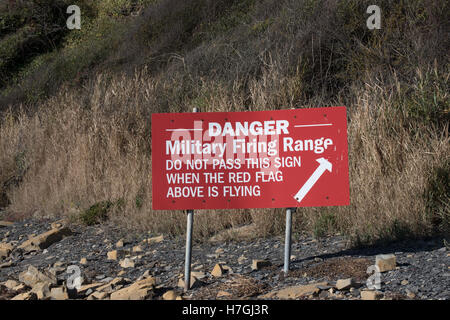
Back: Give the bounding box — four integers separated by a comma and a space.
294, 124, 332, 128
166, 129, 203, 131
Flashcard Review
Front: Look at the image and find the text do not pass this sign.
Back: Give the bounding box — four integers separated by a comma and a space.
152, 107, 349, 210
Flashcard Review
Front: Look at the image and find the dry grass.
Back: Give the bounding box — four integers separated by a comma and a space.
1, 65, 447, 243
0, 71, 252, 237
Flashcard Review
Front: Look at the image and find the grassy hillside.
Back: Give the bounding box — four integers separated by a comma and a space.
0, 0, 448, 244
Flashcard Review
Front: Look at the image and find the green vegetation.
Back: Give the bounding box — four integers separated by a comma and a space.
79, 201, 113, 226
426, 161, 450, 232
313, 212, 337, 238
0, 1, 72, 88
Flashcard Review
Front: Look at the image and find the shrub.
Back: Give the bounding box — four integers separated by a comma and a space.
79, 201, 113, 226
313, 211, 337, 238
426, 160, 450, 232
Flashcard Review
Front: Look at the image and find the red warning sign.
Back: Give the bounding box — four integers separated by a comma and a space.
151, 107, 349, 210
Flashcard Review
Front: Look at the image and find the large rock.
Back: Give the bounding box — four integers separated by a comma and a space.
19, 265, 57, 287
335, 278, 354, 291
375, 254, 396, 272
0, 221, 14, 228
2, 279, 19, 290
96, 277, 129, 293
0, 242, 13, 259
11, 291, 38, 300
211, 264, 224, 278
50, 287, 69, 300
109, 277, 156, 300
76, 282, 104, 295
261, 282, 328, 299
87, 291, 109, 300
251, 259, 271, 270
50, 220, 66, 229
162, 290, 179, 300
31, 282, 51, 299
116, 239, 125, 248
217, 290, 232, 298
107, 250, 128, 261
360, 290, 383, 300
142, 235, 164, 244
0, 260, 13, 269
17, 227, 72, 252
12, 283, 26, 291
177, 276, 202, 290
119, 258, 135, 268
0, 242, 13, 250
107, 250, 118, 260
191, 271, 207, 280
406, 289, 416, 299
47, 265, 66, 278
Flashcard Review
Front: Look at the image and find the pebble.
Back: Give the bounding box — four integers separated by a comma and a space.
0, 218, 449, 300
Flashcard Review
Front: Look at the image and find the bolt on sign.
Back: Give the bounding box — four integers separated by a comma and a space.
151, 107, 349, 210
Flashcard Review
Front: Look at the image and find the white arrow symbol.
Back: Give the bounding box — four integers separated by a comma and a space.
294, 158, 332, 203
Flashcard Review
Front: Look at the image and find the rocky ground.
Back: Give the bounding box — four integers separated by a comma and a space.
0, 217, 449, 300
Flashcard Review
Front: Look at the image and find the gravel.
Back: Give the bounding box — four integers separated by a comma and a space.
1, 218, 449, 300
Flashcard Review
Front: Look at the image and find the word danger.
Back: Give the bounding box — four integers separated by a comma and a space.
209, 120, 289, 136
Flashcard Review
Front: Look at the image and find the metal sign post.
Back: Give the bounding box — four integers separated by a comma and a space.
184, 209, 194, 291
284, 207, 296, 274
184, 107, 198, 292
